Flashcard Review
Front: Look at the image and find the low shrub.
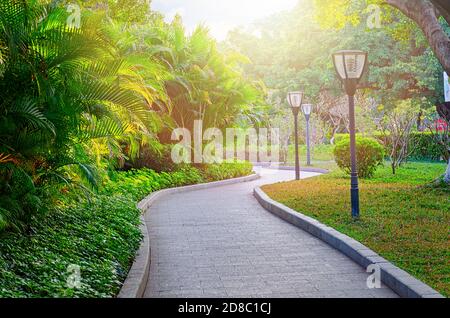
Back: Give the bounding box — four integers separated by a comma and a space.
199, 161, 254, 182
408, 132, 445, 161
334, 133, 356, 145
334, 137, 385, 178
103, 166, 205, 200
105, 161, 254, 197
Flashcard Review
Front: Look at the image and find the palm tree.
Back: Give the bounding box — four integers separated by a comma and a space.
141, 17, 266, 139
0, 0, 157, 231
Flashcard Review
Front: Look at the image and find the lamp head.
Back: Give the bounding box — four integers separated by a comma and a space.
332, 50, 368, 81
287, 91, 303, 108
301, 104, 313, 116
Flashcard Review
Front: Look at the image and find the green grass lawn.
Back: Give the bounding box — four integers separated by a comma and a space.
262, 162, 450, 297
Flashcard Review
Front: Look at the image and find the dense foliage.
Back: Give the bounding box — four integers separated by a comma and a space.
1, 0, 448, 299
226, 0, 445, 121
0, 1, 151, 231
334, 137, 385, 178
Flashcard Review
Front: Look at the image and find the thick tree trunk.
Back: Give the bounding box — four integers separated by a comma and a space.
386, 0, 450, 75
445, 159, 450, 184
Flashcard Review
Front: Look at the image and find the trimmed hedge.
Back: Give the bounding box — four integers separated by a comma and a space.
334, 137, 385, 178
335, 132, 445, 161
0, 162, 254, 298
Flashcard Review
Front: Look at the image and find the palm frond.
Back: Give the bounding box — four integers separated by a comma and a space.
80, 115, 126, 142
0, 153, 16, 164
9, 99, 55, 134
77, 163, 98, 190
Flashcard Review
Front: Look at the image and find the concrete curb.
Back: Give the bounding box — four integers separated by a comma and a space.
265, 166, 329, 174
117, 216, 150, 298
254, 187, 444, 299
118, 173, 261, 298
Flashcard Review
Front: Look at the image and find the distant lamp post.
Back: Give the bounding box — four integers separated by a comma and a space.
332, 50, 368, 219
287, 91, 303, 180
301, 104, 313, 166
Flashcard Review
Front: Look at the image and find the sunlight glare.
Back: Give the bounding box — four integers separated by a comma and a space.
152, 0, 298, 40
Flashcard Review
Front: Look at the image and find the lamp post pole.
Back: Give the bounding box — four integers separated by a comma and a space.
347, 93, 360, 218
292, 108, 301, 180
305, 113, 311, 166
332, 50, 368, 219
287, 91, 303, 181
301, 104, 313, 167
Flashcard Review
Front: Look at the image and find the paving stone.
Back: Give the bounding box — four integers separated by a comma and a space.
144, 169, 398, 298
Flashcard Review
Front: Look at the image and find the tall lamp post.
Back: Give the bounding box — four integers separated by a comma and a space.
301, 104, 313, 166
287, 91, 303, 180
332, 50, 368, 219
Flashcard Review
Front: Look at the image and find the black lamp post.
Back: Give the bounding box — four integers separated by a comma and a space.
332, 50, 368, 219
287, 91, 303, 180
301, 104, 313, 166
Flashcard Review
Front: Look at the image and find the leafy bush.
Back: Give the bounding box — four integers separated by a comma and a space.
334, 137, 385, 178
334, 133, 357, 145
408, 133, 445, 161
128, 144, 180, 173
0, 1, 157, 232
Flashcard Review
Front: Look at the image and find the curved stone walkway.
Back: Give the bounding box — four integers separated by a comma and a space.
143, 168, 398, 298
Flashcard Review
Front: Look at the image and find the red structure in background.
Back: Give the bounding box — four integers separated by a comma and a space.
435, 118, 448, 132
435, 102, 450, 132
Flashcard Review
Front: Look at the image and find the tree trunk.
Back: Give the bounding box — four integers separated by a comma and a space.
445, 159, 450, 184
386, 0, 450, 75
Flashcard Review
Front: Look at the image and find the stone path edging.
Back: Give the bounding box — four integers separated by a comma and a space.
253, 163, 330, 175
117, 216, 150, 298
267, 166, 329, 174
118, 173, 261, 298
253, 187, 444, 298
